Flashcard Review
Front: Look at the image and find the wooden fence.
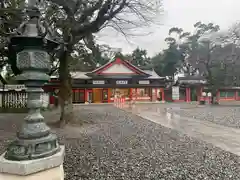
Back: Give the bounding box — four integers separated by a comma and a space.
0, 90, 49, 110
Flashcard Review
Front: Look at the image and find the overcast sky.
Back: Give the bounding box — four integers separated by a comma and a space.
96, 0, 240, 57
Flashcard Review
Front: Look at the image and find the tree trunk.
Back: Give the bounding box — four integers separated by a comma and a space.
57, 50, 74, 127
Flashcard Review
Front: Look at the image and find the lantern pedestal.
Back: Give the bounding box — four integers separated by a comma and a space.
0, 146, 64, 180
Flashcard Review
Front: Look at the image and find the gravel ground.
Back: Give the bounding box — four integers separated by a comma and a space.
0, 105, 240, 180
167, 105, 240, 129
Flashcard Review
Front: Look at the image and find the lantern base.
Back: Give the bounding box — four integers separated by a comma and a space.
4, 132, 60, 161
0, 146, 64, 180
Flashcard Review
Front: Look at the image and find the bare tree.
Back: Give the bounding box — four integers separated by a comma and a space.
0, 0, 162, 126
44, 0, 162, 126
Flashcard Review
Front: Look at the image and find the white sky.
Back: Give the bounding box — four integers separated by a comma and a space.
96, 0, 240, 57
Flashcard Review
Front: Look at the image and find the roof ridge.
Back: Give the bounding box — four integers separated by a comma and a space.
90, 57, 149, 75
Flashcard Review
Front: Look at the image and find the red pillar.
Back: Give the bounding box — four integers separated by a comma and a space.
188, 88, 191, 102
185, 88, 188, 102
161, 88, 165, 102
154, 88, 157, 101
186, 88, 191, 102
135, 88, 137, 101
49, 95, 55, 104
129, 88, 133, 101
84, 89, 88, 102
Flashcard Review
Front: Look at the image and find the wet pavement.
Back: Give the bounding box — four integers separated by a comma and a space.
124, 104, 240, 156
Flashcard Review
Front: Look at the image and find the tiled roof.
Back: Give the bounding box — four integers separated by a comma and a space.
51, 72, 91, 79
51, 70, 164, 80
143, 70, 165, 79
70, 72, 91, 79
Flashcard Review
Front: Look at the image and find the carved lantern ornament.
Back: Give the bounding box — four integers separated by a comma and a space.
8, 7, 59, 75
5, 6, 61, 161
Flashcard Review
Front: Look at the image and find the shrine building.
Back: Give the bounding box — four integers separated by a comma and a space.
45, 57, 169, 104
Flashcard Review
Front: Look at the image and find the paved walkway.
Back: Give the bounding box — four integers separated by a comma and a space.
167, 104, 240, 129
124, 104, 240, 156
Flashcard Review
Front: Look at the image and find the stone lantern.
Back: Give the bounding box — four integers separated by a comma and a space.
5, 6, 60, 161
0, 2, 64, 180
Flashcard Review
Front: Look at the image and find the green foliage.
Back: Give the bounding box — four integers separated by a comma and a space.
193, 21, 220, 37
115, 52, 126, 60
149, 20, 240, 96
154, 46, 181, 76
151, 53, 164, 75
121, 48, 152, 70
69, 43, 112, 72
131, 48, 151, 67
0, 0, 25, 79
164, 37, 176, 46
93, 46, 110, 66
151, 21, 223, 80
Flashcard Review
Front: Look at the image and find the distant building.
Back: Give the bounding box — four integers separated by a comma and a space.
173, 67, 240, 102
45, 57, 169, 104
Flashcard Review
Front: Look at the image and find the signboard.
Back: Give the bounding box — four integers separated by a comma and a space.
179, 79, 207, 84
93, 80, 105, 84
139, 80, 150, 85
172, 86, 180, 100
5, 84, 26, 90
116, 80, 128, 85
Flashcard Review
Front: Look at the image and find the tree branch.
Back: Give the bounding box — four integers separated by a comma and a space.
72, 0, 127, 34
49, 0, 75, 18
77, 0, 104, 23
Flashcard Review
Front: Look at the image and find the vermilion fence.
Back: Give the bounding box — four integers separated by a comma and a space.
113, 97, 126, 108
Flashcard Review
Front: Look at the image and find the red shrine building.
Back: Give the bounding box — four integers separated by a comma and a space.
46, 58, 169, 104
44, 57, 240, 104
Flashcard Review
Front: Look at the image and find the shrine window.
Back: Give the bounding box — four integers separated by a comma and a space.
220, 91, 235, 98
